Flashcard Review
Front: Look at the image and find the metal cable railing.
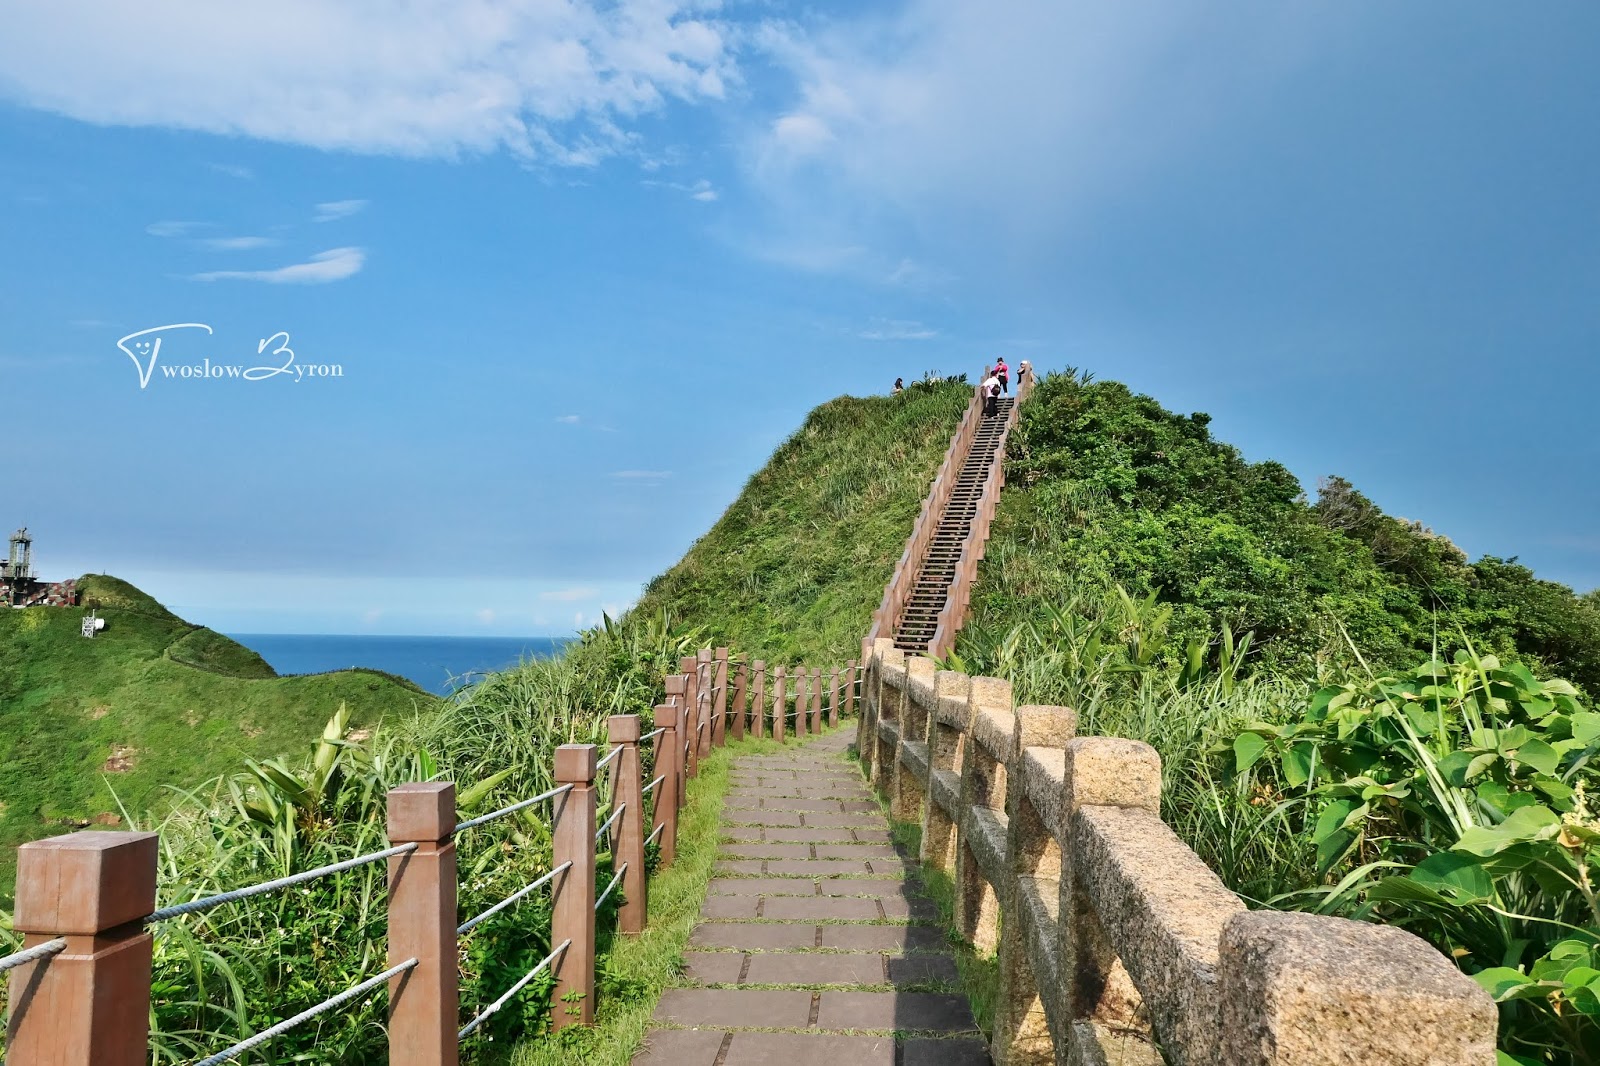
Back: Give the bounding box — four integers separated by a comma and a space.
641, 726, 666, 742
193, 958, 417, 1066
0, 937, 66, 973
595, 744, 623, 773
458, 862, 572, 936
640, 774, 665, 796
595, 803, 626, 845
458, 939, 571, 1040
147, 844, 419, 923
453, 782, 573, 835
595, 863, 628, 912
645, 823, 665, 848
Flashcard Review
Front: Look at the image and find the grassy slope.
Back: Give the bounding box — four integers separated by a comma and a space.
0, 574, 435, 900
631, 383, 970, 664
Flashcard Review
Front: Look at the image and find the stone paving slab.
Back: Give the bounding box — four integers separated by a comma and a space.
740, 952, 886, 986
819, 925, 950, 952
634, 1029, 727, 1066
688, 923, 820, 950
761, 896, 884, 921
721, 844, 815, 860
904, 1038, 994, 1065
764, 859, 900, 877
727, 1032, 895, 1066
653, 988, 813, 1028
813, 843, 903, 860
815, 991, 978, 1032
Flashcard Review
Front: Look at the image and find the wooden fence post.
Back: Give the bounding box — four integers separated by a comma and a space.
811, 667, 824, 733
608, 716, 647, 935
387, 783, 459, 1066
652, 704, 682, 864
773, 665, 787, 743
751, 661, 766, 739
696, 649, 714, 761
712, 648, 730, 747
674, 664, 699, 780
846, 659, 858, 719
551, 744, 597, 1029
7, 831, 158, 1066
731, 660, 748, 741
828, 668, 840, 729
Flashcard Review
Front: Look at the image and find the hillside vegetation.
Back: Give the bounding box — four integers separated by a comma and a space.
632, 378, 971, 663
0, 574, 433, 899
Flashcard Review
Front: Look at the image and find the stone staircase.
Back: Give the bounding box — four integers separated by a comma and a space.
892, 396, 1014, 654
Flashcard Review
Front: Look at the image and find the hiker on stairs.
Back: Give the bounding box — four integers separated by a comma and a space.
981, 371, 1002, 416
993, 357, 1009, 394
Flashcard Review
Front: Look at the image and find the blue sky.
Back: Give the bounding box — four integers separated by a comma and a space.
2, 2, 1596, 636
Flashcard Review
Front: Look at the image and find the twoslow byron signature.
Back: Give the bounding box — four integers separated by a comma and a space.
117, 324, 344, 389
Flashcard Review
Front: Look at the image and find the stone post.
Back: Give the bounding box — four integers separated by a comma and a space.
1217, 911, 1497, 1065
993, 705, 1077, 1066
651, 704, 681, 865
7, 831, 158, 1066
607, 716, 647, 935
551, 744, 597, 1029
955, 676, 1012, 956
751, 661, 766, 740
387, 783, 459, 1066
922, 670, 972, 876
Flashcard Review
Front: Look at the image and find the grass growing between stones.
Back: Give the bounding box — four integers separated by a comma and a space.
509, 733, 786, 1066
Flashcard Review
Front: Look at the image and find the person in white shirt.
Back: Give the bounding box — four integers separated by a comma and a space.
981, 373, 1001, 415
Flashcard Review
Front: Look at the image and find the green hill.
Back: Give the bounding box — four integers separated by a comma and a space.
0, 575, 435, 900
633, 378, 972, 663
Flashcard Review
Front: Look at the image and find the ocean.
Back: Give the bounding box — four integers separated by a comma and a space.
228, 634, 571, 696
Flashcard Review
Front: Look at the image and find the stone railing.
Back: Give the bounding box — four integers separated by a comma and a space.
929, 366, 1034, 657
867, 385, 985, 645
854, 638, 1498, 1066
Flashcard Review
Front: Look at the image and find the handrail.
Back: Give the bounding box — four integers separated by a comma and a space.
930, 368, 1033, 658
868, 385, 984, 643
147, 843, 419, 923
454, 783, 573, 834
458, 861, 572, 936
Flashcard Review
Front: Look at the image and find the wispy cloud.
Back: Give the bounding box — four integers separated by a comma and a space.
190, 247, 365, 284
208, 162, 253, 179
646, 177, 719, 202
314, 199, 368, 223
0, 4, 737, 164
146, 220, 202, 238
540, 586, 597, 602
610, 470, 672, 480
859, 318, 937, 341
555, 414, 581, 425
199, 235, 279, 251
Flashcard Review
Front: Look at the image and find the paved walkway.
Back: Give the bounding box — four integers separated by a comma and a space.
635, 730, 989, 1066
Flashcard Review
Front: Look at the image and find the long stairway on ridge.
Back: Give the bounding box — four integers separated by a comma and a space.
892, 395, 1014, 654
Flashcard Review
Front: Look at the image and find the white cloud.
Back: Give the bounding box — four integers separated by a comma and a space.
476, 608, 497, 625
314, 199, 368, 223
859, 318, 936, 341
644, 177, 719, 202
744, 4, 1346, 274
208, 162, 253, 179
146, 220, 202, 237
555, 414, 581, 424
200, 236, 279, 251
0, 1, 738, 163
609, 470, 672, 479
190, 247, 365, 284
540, 586, 598, 602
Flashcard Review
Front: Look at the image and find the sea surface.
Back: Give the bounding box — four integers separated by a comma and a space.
228, 634, 571, 696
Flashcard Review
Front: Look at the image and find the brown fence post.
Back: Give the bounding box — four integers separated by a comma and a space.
696, 649, 714, 761
846, 659, 858, 719
712, 648, 730, 747
751, 661, 766, 739
811, 667, 824, 733
731, 660, 748, 741
674, 663, 699, 780
773, 665, 787, 743
7, 831, 158, 1066
551, 744, 597, 1029
828, 668, 840, 729
387, 783, 459, 1066
652, 704, 682, 864
608, 716, 647, 935
793, 667, 808, 739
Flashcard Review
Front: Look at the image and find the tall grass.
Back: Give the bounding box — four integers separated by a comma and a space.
1, 610, 705, 1064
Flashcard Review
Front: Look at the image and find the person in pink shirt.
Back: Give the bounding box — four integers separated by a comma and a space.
993, 357, 1010, 394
